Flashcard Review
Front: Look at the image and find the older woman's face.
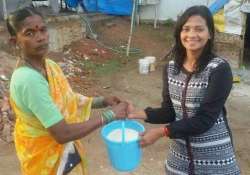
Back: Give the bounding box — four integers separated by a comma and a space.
16, 15, 49, 59
180, 15, 210, 54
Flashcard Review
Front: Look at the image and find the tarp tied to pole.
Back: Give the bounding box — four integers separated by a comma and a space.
211, 0, 245, 35
65, 0, 133, 15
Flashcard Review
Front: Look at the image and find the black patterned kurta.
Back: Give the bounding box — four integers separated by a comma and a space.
145, 57, 240, 175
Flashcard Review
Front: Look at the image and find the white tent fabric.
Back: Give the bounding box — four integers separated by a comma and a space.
224, 0, 243, 35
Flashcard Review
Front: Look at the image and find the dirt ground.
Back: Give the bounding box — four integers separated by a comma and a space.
0, 17, 250, 175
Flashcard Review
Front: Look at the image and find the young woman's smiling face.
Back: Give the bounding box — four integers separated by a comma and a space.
16, 15, 49, 59
180, 15, 210, 55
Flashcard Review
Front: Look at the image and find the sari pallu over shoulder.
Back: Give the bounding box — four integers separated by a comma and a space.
11, 59, 93, 175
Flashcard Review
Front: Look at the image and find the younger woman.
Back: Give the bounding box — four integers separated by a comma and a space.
129, 5, 240, 175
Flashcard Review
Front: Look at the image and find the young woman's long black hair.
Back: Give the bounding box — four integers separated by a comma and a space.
172, 5, 216, 73
6, 7, 43, 37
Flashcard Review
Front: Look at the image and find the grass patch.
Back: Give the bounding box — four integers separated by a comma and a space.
83, 58, 123, 76
164, 19, 176, 27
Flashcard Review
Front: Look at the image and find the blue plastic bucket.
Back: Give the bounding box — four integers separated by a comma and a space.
101, 120, 145, 172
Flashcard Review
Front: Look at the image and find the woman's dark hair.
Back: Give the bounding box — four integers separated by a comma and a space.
172, 5, 216, 73
6, 7, 43, 36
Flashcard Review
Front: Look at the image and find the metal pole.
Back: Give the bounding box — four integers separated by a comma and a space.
126, 0, 137, 57
206, 0, 210, 6
154, 3, 158, 29
49, 0, 60, 14
2, 0, 7, 19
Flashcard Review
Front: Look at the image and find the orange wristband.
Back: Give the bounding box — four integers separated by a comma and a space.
163, 127, 169, 137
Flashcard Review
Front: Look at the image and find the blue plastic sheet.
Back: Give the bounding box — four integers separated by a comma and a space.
65, 0, 79, 8
65, 0, 133, 15
98, 0, 133, 15
83, 0, 98, 12
209, 0, 229, 14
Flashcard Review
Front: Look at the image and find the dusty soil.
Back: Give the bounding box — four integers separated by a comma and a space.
0, 17, 250, 175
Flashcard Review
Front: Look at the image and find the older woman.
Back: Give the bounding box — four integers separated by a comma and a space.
8, 7, 128, 175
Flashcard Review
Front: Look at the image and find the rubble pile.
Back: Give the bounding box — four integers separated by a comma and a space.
0, 77, 14, 143
0, 96, 15, 143
65, 39, 114, 63
0, 51, 15, 143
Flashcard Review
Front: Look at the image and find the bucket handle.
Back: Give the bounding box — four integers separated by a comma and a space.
121, 120, 125, 143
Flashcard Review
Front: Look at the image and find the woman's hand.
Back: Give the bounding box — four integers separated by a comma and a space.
77, 93, 89, 107
103, 96, 121, 106
140, 127, 165, 148
125, 101, 147, 120
128, 110, 147, 120
111, 101, 128, 119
